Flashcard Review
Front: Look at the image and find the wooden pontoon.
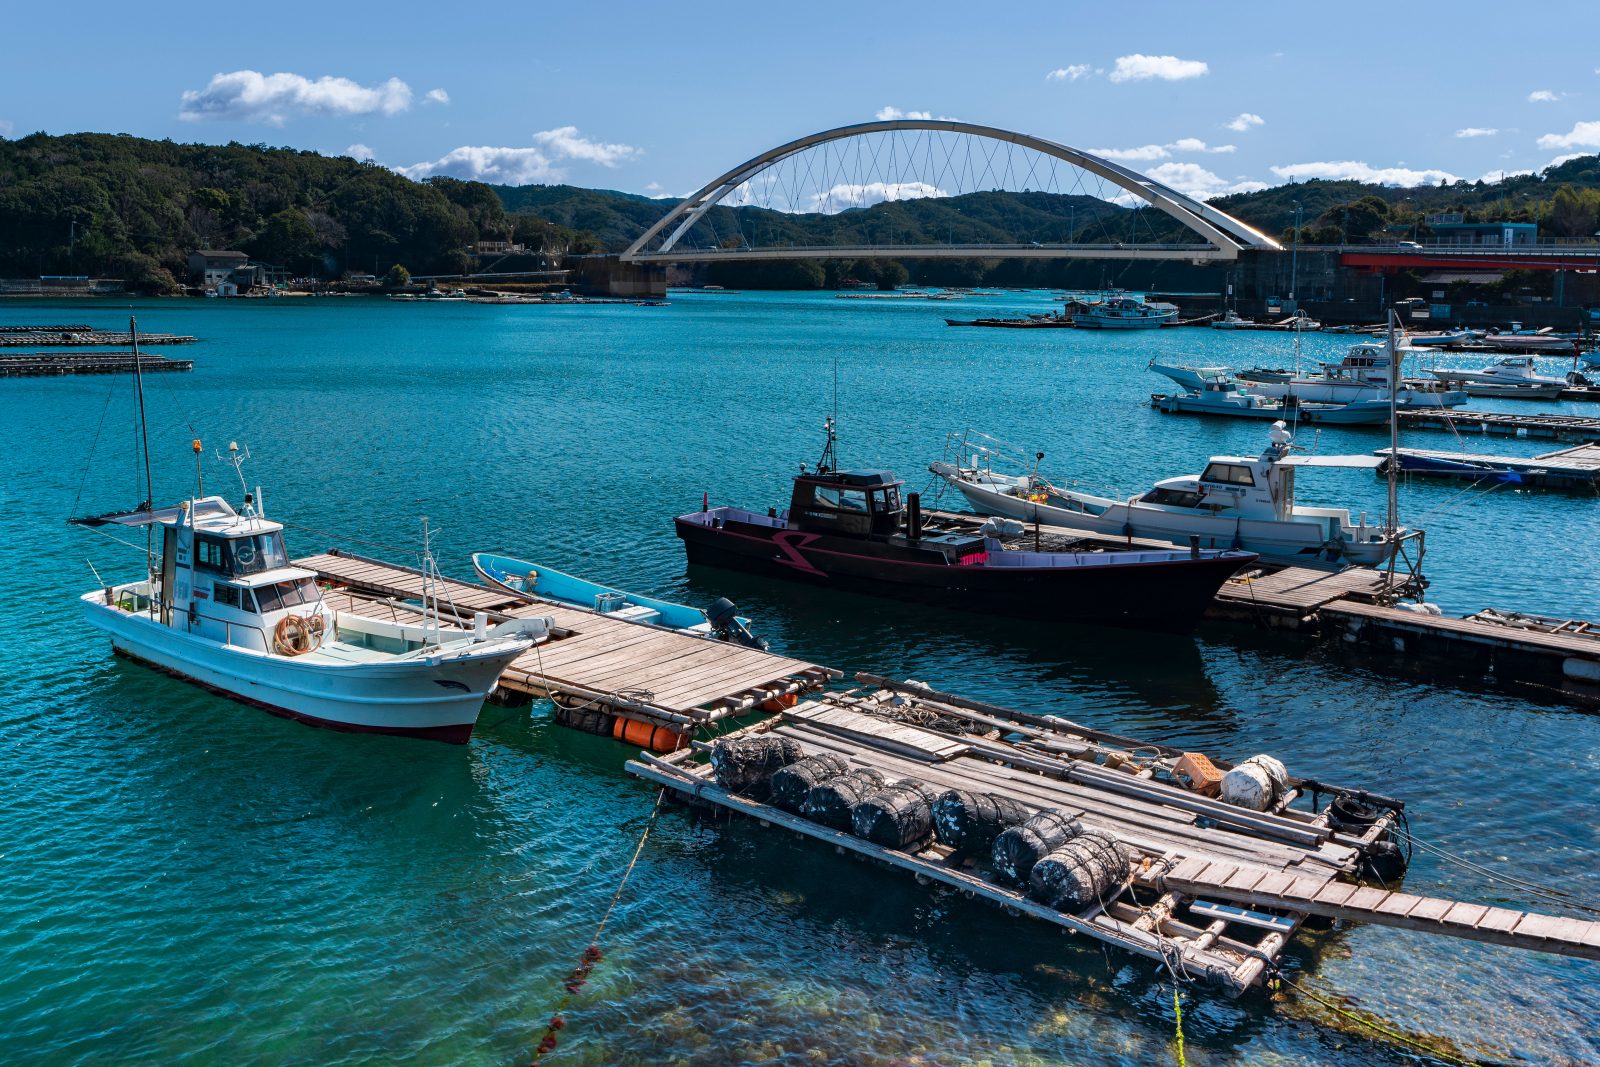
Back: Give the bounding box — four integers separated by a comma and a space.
628, 676, 1600, 995
297, 551, 838, 731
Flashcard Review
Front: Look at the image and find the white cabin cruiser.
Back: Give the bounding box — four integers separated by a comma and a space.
931, 424, 1402, 567
76, 484, 544, 743
1429, 356, 1568, 398
1238, 341, 1467, 409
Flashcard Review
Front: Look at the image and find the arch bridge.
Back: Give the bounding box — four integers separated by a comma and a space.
621, 120, 1280, 265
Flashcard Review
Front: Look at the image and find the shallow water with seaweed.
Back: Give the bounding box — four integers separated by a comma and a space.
2, 293, 1597, 1065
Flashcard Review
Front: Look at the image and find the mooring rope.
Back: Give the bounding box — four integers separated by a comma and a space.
1273, 970, 1482, 1067
528, 786, 667, 1066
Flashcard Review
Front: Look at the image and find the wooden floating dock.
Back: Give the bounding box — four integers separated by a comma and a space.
0, 327, 198, 347
0, 351, 194, 377
1381, 443, 1600, 491
297, 551, 838, 734
1398, 407, 1600, 443
628, 678, 1600, 995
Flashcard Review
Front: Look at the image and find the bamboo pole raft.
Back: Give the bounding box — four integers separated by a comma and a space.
0, 326, 198, 346
0, 351, 194, 376
627, 676, 1600, 995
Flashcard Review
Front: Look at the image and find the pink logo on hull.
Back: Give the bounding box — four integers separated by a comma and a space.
772, 532, 827, 575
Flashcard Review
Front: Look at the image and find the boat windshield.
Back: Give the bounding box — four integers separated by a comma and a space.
1141, 487, 1204, 509
254, 577, 320, 614
196, 531, 290, 577
813, 487, 869, 512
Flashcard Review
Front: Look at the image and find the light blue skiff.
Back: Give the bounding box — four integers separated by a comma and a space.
472, 552, 765, 648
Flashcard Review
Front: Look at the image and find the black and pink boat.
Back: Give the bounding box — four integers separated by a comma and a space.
674, 422, 1256, 634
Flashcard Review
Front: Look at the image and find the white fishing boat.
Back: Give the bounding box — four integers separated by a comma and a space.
1148, 363, 1392, 425
1477, 328, 1579, 355
1210, 310, 1254, 330
1238, 341, 1468, 409
1073, 296, 1179, 329
931, 423, 1403, 567
1429, 356, 1567, 399
74, 321, 544, 743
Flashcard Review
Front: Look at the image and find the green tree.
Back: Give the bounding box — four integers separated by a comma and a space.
383, 263, 411, 289
249, 208, 321, 273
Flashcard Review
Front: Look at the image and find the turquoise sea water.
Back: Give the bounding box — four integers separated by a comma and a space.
3, 292, 1598, 1065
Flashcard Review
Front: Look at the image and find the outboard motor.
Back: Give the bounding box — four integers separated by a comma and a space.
707, 596, 768, 651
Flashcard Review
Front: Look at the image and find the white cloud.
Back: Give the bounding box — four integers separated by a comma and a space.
1477, 167, 1535, 183
396, 126, 641, 184
1046, 65, 1092, 82
1108, 54, 1208, 83
179, 70, 413, 124
1091, 138, 1232, 161
1537, 121, 1600, 149
1225, 112, 1264, 132
809, 181, 946, 214
1454, 127, 1498, 138
424, 88, 449, 105
876, 106, 933, 121
1269, 159, 1459, 186
396, 146, 559, 184
529, 126, 640, 167
1144, 162, 1265, 200
1547, 153, 1592, 167
0, 119, 12, 137
1091, 143, 1170, 161
1528, 90, 1562, 103
344, 143, 375, 160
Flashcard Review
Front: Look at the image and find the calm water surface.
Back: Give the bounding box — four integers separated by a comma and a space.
2, 293, 1597, 1065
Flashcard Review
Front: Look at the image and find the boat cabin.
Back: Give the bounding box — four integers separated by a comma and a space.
89, 495, 325, 652
789, 469, 904, 538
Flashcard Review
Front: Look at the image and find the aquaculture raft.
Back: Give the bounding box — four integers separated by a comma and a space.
627, 677, 1600, 995
296, 551, 837, 737
0, 351, 193, 377
0, 326, 198, 346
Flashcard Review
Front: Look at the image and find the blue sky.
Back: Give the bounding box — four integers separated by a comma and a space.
3, 1, 1597, 204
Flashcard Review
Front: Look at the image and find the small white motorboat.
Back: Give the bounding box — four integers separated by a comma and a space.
1238, 341, 1468, 409
1148, 363, 1392, 425
932, 424, 1403, 567
1429, 356, 1567, 399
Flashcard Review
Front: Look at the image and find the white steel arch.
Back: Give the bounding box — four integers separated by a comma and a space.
621, 119, 1282, 263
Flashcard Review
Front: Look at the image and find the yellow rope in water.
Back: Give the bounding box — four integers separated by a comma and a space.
1172, 985, 1187, 1067
1278, 973, 1480, 1067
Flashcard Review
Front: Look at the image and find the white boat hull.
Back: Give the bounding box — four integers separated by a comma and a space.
83, 596, 522, 743
1240, 376, 1463, 409
938, 475, 1392, 567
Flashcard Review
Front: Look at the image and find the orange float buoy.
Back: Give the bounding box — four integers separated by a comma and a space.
611, 716, 687, 753
761, 692, 799, 712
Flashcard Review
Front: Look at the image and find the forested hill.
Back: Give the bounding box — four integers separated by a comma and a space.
2, 131, 1597, 294
0, 132, 585, 290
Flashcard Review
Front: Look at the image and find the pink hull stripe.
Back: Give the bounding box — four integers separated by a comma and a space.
112, 648, 476, 745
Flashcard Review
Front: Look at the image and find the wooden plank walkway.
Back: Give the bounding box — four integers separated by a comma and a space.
302, 550, 835, 722
1215, 565, 1395, 616
1398, 407, 1600, 443
1156, 856, 1600, 961
1324, 599, 1600, 664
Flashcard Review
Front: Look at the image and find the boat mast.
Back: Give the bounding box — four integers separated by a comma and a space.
1385, 310, 1400, 538
130, 316, 156, 577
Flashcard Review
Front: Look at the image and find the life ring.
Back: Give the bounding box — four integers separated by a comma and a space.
273, 613, 324, 656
